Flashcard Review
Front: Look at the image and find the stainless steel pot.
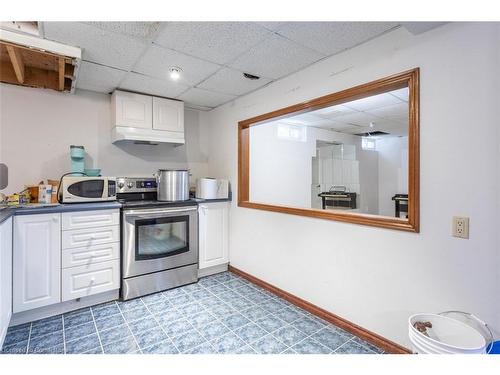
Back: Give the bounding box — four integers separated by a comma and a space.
156, 169, 189, 201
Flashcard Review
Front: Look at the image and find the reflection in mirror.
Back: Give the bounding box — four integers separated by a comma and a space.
249, 86, 409, 218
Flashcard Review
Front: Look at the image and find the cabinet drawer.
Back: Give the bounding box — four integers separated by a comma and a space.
62, 242, 120, 269
62, 226, 119, 249
62, 260, 119, 301
62, 209, 119, 230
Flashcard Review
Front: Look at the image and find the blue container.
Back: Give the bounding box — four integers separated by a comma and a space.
487, 341, 500, 354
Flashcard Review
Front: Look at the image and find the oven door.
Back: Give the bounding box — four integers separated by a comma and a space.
122, 206, 198, 278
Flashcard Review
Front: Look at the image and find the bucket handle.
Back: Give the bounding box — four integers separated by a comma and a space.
439, 310, 494, 354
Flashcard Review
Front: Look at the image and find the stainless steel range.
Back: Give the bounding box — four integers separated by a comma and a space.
117, 177, 198, 300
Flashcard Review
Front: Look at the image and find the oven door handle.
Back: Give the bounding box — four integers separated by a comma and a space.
124, 207, 198, 218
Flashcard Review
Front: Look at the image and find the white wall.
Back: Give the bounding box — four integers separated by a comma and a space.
377, 136, 409, 217
205, 23, 500, 346
249, 122, 358, 208
0, 85, 209, 194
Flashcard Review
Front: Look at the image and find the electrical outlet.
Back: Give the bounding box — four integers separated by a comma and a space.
452, 216, 469, 239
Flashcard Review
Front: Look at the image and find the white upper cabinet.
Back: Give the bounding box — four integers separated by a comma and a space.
153, 97, 184, 133
13, 214, 61, 313
112, 91, 152, 129
198, 202, 229, 270
111, 90, 185, 144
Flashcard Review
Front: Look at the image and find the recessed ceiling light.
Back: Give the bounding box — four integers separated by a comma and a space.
169, 67, 182, 81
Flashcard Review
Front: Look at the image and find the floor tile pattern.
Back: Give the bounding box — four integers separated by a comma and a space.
1, 271, 384, 354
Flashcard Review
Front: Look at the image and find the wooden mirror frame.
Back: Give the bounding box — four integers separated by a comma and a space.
238, 68, 420, 232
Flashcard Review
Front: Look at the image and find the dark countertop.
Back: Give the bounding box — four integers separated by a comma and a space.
193, 198, 232, 204
0, 197, 231, 224
0, 207, 15, 225
0, 201, 122, 224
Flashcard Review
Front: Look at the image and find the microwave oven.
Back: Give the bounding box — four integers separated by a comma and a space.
61, 176, 117, 203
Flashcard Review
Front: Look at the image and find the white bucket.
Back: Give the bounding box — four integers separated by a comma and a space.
409, 313, 487, 354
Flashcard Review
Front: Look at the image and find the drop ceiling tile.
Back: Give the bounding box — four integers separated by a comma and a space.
311, 104, 356, 119
286, 113, 335, 127
119, 72, 189, 99
366, 102, 408, 120
257, 22, 287, 31
401, 22, 447, 35
76, 61, 127, 93
197, 67, 272, 96
333, 112, 378, 127
134, 45, 220, 86
335, 125, 364, 134
343, 92, 402, 112
154, 22, 271, 64
229, 34, 325, 80
327, 121, 358, 131
276, 22, 399, 55
83, 22, 162, 41
389, 87, 409, 101
178, 87, 236, 108
370, 118, 407, 130
43, 22, 147, 70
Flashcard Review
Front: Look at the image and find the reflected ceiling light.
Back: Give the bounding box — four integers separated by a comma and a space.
169, 67, 182, 81
369, 121, 375, 128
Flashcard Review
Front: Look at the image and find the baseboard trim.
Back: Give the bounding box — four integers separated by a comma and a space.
228, 265, 411, 354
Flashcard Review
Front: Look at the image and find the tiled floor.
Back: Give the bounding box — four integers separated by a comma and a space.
1, 271, 384, 354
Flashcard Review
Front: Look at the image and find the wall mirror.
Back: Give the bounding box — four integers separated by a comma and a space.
238, 68, 419, 232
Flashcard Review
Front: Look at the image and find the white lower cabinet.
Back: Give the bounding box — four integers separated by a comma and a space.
11, 209, 121, 316
0, 218, 13, 348
61, 210, 120, 302
13, 214, 61, 313
62, 260, 120, 301
198, 202, 229, 269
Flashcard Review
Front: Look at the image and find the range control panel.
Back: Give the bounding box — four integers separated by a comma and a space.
116, 177, 157, 193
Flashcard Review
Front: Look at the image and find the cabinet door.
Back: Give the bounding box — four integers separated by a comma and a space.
153, 97, 184, 133
13, 214, 61, 313
198, 203, 229, 269
62, 260, 119, 301
0, 218, 13, 348
113, 91, 152, 129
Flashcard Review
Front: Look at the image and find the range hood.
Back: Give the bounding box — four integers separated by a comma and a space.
111, 126, 185, 145
111, 90, 185, 145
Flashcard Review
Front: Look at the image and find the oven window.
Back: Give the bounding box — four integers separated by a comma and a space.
135, 215, 189, 260
68, 180, 104, 198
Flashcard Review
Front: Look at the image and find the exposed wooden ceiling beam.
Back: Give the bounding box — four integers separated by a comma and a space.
5, 45, 25, 83
58, 57, 65, 91
0, 41, 78, 93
